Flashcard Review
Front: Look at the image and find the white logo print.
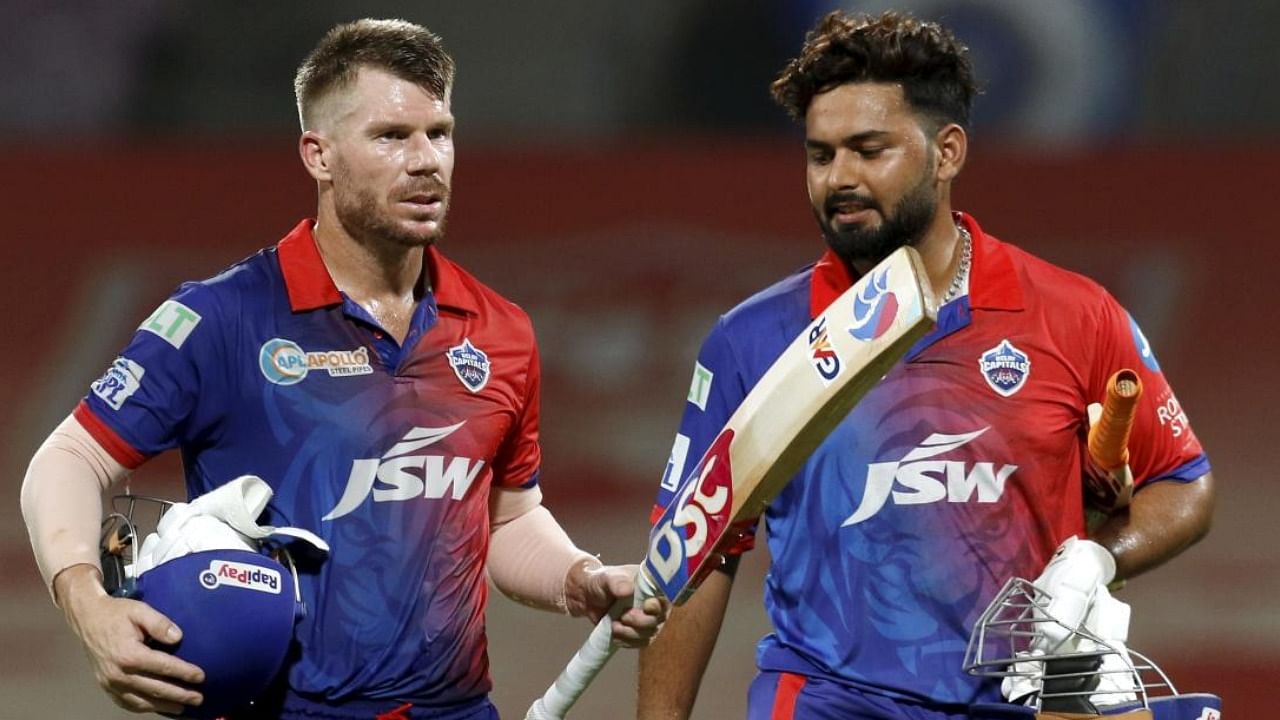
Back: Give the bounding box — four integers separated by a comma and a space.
842, 427, 1017, 526
91, 356, 146, 410
322, 422, 485, 521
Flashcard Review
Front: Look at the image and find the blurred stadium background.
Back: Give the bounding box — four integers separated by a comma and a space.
3, 1, 1276, 717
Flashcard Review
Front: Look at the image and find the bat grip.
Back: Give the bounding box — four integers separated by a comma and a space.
1088, 369, 1143, 471
524, 568, 658, 720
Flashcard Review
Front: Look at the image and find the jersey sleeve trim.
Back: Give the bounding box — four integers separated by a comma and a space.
72, 400, 147, 470
1139, 454, 1211, 488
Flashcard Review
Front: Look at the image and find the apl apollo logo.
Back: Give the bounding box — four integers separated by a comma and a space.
259, 338, 373, 386
848, 268, 899, 342
979, 339, 1031, 397
199, 560, 282, 594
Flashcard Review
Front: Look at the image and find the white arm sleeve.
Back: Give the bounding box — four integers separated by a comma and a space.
488, 487, 597, 614
20, 413, 130, 602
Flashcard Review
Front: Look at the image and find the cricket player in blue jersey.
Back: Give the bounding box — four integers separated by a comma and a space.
637, 11, 1214, 720
21, 19, 664, 720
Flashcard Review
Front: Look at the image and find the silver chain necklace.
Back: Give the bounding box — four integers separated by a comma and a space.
942, 224, 972, 305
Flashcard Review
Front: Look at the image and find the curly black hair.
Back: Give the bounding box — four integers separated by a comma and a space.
771, 11, 976, 131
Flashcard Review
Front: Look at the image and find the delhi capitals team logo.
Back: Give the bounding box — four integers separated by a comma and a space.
447, 338, 491, 393
979, 339, 1031, 397
848, 268, 899, 342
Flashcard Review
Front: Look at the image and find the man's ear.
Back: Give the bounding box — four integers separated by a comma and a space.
934, 123, 967, 183
299, 130, 333, 183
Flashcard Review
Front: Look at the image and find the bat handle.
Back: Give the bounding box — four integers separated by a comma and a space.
524, 568, 658, 720
1088, 369, 1143, 472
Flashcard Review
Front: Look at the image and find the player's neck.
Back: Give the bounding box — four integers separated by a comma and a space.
311, 211, 425, 306
912, 208, 965, 306
311, 210, 425, 344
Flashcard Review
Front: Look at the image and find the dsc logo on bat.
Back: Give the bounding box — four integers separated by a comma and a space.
647, 429, 735, 598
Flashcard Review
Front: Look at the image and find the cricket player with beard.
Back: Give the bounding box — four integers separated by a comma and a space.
637, 11, 1214, 720
21, 18, 664, 720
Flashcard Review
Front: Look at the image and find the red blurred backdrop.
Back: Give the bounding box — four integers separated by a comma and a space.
2, 143, 1274, 715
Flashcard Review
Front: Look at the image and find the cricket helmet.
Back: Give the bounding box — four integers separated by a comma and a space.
101, 494, 304, 720
963, 577, 1223, 720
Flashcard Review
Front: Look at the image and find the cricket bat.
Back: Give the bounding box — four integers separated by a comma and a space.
524, 245, 938, 719
1085, 369, 1143, 513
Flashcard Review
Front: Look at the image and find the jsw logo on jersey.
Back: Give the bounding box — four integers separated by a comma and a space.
322, 422, 485, 521
841, 427, 1017, 526
646, 429, 734, 601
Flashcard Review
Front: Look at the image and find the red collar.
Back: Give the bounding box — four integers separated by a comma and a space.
275, 220, 479, 315
808, 212, 1023, 318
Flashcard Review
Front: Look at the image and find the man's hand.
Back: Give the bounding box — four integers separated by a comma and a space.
56, 565, 205, 714
564, 560, 668, 648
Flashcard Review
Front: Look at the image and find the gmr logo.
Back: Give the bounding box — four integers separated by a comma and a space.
646, 430, 734, 597
842, 427, 1017, 526
323, 423, 485, 520
807, 317, 843, 385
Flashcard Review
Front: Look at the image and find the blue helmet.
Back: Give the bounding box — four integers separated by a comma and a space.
136, 549, 301, 719
101, 493, 308, 719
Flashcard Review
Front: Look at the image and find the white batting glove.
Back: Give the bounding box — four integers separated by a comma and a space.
1030, 536, 1116, 653
1081, 585, 1138, 707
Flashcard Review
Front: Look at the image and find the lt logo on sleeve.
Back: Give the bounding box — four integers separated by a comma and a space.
141, 300, 202, 349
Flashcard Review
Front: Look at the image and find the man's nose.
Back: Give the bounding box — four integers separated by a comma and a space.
826, 149, 862, 192
405, 133, 441, 175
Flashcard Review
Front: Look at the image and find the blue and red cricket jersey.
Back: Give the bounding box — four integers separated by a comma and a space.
78, 220, 541, 716
653, 212, 1209, 707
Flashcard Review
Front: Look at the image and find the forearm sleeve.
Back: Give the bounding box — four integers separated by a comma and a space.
20, 413, 130, 602
488, 490, 596, 614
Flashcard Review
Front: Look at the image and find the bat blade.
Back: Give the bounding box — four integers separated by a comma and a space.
645, 244, 937, 605
524, 245, 936, 719
1085, 369, 1143, 512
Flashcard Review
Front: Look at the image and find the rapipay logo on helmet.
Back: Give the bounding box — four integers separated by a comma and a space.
199, 560, 282, 594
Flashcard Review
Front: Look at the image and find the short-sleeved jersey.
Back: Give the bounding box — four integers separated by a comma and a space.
78, 220, 542, 711
652, 213, 1209, 706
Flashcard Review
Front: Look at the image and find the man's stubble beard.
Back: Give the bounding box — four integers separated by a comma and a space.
331, 166, 449, 250
816, 170, 938, 268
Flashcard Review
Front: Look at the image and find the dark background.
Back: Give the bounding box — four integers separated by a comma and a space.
3, 1, 1276, 717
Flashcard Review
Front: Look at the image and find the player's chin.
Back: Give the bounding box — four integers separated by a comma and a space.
390, 218, 444, 247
